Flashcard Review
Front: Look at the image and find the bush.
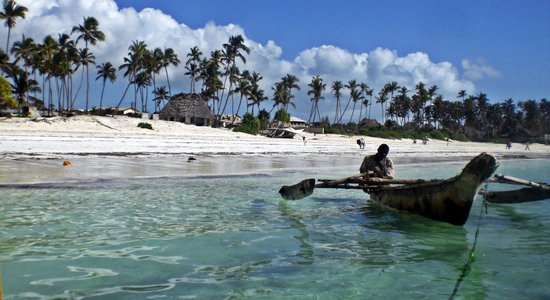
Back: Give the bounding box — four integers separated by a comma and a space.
137, 122, 153, 130
273, 108, 290, 123
233, 112, 260, 135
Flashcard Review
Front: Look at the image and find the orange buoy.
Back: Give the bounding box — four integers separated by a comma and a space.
63, 160, 72, 167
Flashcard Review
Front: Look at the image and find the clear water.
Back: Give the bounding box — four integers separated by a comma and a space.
1, 158, 549, 299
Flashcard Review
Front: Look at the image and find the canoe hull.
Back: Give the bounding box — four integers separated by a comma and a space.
369, 153, 498, 226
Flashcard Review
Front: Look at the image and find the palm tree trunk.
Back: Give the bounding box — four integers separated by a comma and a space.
114, 82, 133, 114
99, 80, 106, 113
164, 66, 172, 96
85, 65, 90, 113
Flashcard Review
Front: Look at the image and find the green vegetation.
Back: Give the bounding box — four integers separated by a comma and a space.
273, 108, 290, 123
233, 112, 260, 135
137, 122, 153, 130
0, 76, 17, 110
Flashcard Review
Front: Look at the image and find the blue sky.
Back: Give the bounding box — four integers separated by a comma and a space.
115, 0, 550, 100
6, 0, 550, 121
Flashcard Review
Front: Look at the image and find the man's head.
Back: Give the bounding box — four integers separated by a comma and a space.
377, 144, 390, 157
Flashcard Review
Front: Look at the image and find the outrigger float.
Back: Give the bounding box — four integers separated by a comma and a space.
279, 153, 549, 226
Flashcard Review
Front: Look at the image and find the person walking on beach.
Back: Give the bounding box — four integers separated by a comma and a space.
357, 138, 366, 149
359, 143, 394, 179
525, 141, 530, 151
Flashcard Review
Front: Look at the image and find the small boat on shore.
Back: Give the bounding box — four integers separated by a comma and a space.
262, 127, 297, 138
279, 153, 499, 226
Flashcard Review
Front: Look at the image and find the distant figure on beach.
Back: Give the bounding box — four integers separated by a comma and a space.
302, 136, 307, 145
359, 143, 394, 179
423, 136, 429, 145
525, 141, 530, 151
356, 138, 366, 149
506, 139, 512, 149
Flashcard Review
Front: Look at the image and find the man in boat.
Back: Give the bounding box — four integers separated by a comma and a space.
359, 143, 394, 179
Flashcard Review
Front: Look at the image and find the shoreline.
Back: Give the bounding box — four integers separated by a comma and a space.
1, 115, 548, 185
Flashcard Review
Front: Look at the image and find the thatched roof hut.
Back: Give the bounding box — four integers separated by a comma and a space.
159, 93, 214, 126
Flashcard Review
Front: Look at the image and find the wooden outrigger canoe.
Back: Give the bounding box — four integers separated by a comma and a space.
482, 174, 550, 203
279, 152, 499, 226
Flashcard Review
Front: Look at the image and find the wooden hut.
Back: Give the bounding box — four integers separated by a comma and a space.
159, 93, 214, 126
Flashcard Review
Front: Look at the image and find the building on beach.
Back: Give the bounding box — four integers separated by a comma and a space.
159, 93, 214, 126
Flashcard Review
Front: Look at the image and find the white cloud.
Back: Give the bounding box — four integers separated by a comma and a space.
4, 0, 481, 121
462, 59, 500, 80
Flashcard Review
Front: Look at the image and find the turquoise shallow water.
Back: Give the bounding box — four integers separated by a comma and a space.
1, 158, 549, 299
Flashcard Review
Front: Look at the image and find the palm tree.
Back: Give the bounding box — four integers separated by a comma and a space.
152, 85, 169, 112
383, 81, 399, 114
247, 71, 264, 114
249, 85, 267, 115
73, 48, 95, 111
348, 88, 363, 124
12, 69, 40, 113
375, 89, 389, 124
337, 79, 357, 124
159, 47, 180, 95
95, 61, 116, 113
307, 75, 326, 124
0, 47, 9, 74
282, 74, 300, 106
358, 82, 369, 123
11, 34, 35, 103
10, 34, 35, 73
72, 16, 105, 113
0, 0, 27, 52
117, 40, 148, 111
51, 33, 76, 114
331, 80, 343, 125
185, 46, 202, 93
219, 35, 250, 118
233, 76, 251, 122
475, 92, 489, 136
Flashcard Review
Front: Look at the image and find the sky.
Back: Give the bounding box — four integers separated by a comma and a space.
3, 0, 549, 122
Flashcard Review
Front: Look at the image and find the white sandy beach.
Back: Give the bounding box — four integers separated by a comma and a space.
0, 115, 548, 184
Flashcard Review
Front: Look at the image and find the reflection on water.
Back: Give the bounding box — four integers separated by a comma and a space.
0, 158, 549, 298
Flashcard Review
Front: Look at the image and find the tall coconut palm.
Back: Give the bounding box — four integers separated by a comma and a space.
12, 69, 40, 113
337, 79, 357, 124
159, 47, 179, 95
475, 92, 489, 136
384, 81, 399, 111
95, 61, 116, 113
0, 0, 27, 53
72, 16, 105, 113
50, 33, 75, 114
117, 40, 148, 111
152, 85, 169, 112
184, 62, 199, 93
282, 74, 300, 108
307, 75, 326, 124
358, 82, 369, 123
72, 48, 95, 110
331, 80, 343, 125
0, 47, 9, 74
185, 46, 202, 92
10, 34, 35, 73
249, 85, 267, 115
219, 35, 250, 118
11, 34, 35, 103
233, 76, 251, 121
247, 71, 263, 114
375, 89, 389, 124
271, 81, 289, 113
